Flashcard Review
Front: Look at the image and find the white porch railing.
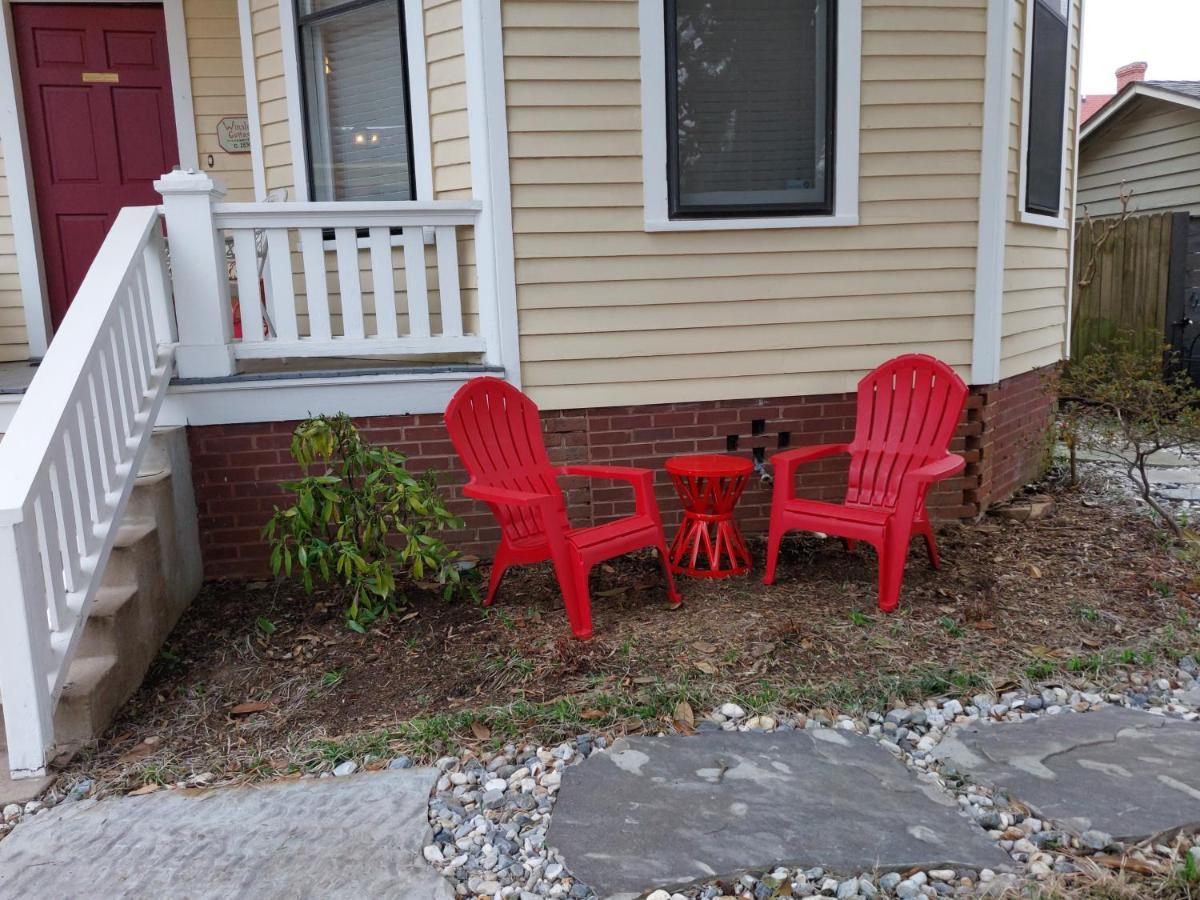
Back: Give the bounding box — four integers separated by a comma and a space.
0, 206, 176, 778
156, 171, 488, 378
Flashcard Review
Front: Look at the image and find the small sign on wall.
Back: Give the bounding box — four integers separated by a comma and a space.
216, 116, 251, 154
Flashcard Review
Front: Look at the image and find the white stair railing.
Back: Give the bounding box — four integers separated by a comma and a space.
0, 206, 176, 778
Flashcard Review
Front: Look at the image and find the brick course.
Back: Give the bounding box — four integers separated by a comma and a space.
188, 366, 1057, 578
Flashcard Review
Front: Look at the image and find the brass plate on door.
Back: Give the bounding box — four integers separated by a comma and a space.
81, 72, 119, 83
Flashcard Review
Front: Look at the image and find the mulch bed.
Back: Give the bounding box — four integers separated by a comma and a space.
61, 479, 1199, 792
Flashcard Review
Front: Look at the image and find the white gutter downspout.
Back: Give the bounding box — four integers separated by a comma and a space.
971, 0, 1016, 386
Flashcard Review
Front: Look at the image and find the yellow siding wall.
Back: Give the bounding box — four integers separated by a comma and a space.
250, 0, 292, 194
186, 0, 254, 200
427, 0, 472, 198
1077, 97, 1200, 218
999, 0, 1080, 381
0, 139, 26, 361
504, 0, 988, 410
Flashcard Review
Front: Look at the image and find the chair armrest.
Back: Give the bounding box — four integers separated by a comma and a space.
559, 464, 656, 518
560, 464, 654, 483
907, 453, 966, 484
895, 453, 966, 517
463, 482, 555, 508
768, 443, 850, 491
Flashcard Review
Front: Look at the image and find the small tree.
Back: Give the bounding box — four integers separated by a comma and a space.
1060, 338, 1200, 540
264, 414, 466, 630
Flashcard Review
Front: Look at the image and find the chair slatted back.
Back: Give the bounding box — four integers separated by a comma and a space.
845, 355, 968, 510
445, 377, 569, 542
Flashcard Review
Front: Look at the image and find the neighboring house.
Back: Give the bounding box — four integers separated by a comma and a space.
1080, 60, 1147, 126
1079, 79, 1200, 217
0, 0, 1082, 779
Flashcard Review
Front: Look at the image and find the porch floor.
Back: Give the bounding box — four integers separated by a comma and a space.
0, 357, 498, 395
0, 360, 38, 395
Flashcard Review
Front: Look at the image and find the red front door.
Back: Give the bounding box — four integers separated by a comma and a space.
14, 3, 180, 328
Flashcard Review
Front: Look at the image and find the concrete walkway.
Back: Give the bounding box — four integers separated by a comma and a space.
0, 769, 452, 900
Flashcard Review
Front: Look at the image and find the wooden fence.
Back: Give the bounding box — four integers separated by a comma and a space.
1070, 210, 1181, 358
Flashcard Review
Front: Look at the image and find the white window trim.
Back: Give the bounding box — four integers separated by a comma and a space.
1016, 0, 1072, 230
280, 0, 434, 205
0, 0, 198, 358
638, 0, 860, 232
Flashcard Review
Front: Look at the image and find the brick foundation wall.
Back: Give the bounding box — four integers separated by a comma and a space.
188, 366, 1056, 579
973, 366, 1057, 509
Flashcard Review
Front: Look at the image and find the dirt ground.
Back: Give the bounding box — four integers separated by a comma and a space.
60, 476, 1200, 794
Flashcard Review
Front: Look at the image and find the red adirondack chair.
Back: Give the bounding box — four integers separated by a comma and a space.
445, 377, 681, 639
762, 354, 968, 612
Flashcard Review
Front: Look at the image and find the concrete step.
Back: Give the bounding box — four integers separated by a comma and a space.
77, 583, 141, 660
2, 427, 204, 784
54, 655, 121, 748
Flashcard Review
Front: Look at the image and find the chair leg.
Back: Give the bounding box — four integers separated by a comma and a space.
842, 538, 858, 553
762, 516, 786, 585
655, 537, 683, 606
565, 562, 595, 640
484, 542, 514, 607
877, 524, 911, 613
918, 521, 941, 569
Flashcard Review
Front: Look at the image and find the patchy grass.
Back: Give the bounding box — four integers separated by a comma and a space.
57, 483, 1200, 796
1024, 852, 1200, 899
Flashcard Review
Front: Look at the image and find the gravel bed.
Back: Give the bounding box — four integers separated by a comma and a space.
420, 658, 1200, 899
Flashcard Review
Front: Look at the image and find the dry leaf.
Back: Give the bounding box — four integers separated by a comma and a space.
595, 587, 628, 598
128, 783, 160, 796
117, 743, 156, 765
1026, 563, 1043, 578
470, 721, 491, 740
230, 701, 270, 716
692, 641, 718, 654
580, 708, 606, 721
694, 661, 719, 675
632, 675, 656, 684
972, 621, 997, 630
673, 700, 694, 729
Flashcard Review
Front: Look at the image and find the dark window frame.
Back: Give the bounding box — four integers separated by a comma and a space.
663, 0, 838, 220
294, 0, 418, 203
1023, 0, 1070, 218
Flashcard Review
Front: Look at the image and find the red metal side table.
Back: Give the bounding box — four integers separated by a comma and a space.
665, 454, 754, 578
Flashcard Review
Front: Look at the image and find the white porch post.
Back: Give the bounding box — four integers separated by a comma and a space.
155, 170, 236, 378
462, 0, 520, 386
0, 516, 55, 777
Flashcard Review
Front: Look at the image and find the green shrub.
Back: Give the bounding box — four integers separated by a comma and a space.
264, 414, 466, 630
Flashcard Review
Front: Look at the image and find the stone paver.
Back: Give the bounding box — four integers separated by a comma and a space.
546, 731, 1010, 896
0, 770, 452, 900
934, 706, 1200, 840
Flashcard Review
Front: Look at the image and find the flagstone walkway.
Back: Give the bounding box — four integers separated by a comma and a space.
0, 704, 1197, 899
